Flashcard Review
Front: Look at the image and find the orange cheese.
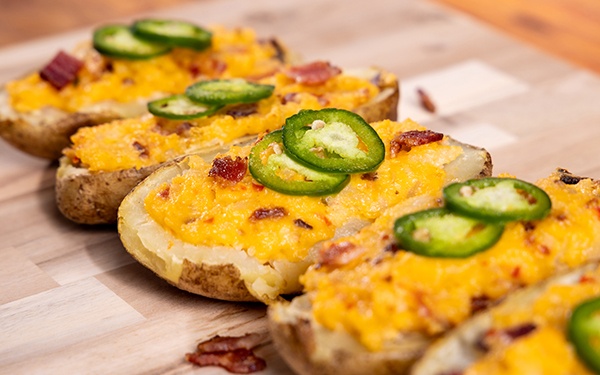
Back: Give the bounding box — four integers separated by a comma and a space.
302, 173, 600, 351
7, 26, 284, 113
64, 73, 380, 172
143, 119, 463, 264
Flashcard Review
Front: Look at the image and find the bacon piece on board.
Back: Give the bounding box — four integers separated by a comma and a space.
39, 50, 83, 90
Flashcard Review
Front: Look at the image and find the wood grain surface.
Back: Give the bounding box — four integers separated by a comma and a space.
2, 0, 600, 374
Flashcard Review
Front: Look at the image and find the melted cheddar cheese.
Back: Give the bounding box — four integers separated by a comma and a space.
301, 173, 600, 351
144, 119, 463, 264
7, 26, 284, 113
464, 267, 600, 375
64, 73, 380, 172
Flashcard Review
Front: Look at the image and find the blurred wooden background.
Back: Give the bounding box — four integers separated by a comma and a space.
0, 0, 599, 73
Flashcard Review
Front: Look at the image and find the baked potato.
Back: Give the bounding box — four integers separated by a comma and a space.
268, 169, 600, 375
117, 117, 492, 303
411, 262, 600, 375
57, 66, 399, 224
0, 24, 292, 159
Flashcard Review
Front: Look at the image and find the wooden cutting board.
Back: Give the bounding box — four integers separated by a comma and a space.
2, 0, 600, 373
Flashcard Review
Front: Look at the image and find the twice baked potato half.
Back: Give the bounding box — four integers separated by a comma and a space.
117, 117, 491, 303
57, 65, 399, 224
411, 262, 600, 375
0, 25, 292, 159
268, 169, 600, 375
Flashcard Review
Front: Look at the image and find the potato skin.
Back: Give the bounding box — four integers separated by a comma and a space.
56, 68, 400, 225
0, 101, 124, 160
56, 157, 163, 225
268, 296, 424, 375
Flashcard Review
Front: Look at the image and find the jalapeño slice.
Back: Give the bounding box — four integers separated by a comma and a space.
132, 19, 212, 51
443, 177, 552, 223
393, 208, 504, 258
147, 94, 223, 120
282, 109, 385, 173
186, 79, 275, 105
93, 25, 171, 60
249, 130, 350, 196
568, 296, 600, 373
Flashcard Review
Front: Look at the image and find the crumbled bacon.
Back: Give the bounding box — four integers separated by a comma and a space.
318, 241, 365, 268
557, 168, 586, 185
226, 103, 258, 118
294, 219, 313, 230
132, 141, 149, 158
470, 295, 493, 314
185, 333, 267, 374
284, 61, 342, 86
281, 93, 299, 105
39, 50, 83, 90
250, 207, 288, 221
209, 156, 248, 184
477, 323, 537, 352
361, 172, 378, 181
417, 87, 436, 113
390, 130, 444, 156
197, 333, 266, 353
159, 187, 170, 199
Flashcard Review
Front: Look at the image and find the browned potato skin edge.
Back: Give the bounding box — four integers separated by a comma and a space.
0, 110, 122, 159
55, 69, 400, 225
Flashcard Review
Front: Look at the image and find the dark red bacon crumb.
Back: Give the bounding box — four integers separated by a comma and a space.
284, 61, 342, 86
186, 333, 267, 374
390, 130, 444, 156
416, 87, 436, 113
470, 295, 493, 314
250, 207, 288, 221
361, 172, 378, 181
477, 323, 537, 352
132, 141, 149, 158
318, 241, 365, 268
39, 50, 83, 90
226, 103, 258, 118
209, 156, 248, 184
294, 219, 313, 230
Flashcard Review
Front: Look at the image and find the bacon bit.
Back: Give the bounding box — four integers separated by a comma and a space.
250, 207, 288, 221
580, 275, 596, 283
197, 333, 266, 353
264, 38, 287, 62
558, 168, 585, 185
416, 87, 436, 113
555, 213, 567, 222
384, 242, 399, 253
132, 141, 149, 158
477, 323, 537, 352
284, 61, 342, 86
176, 122, 192, 136
186, 349, 266, 374
122, 77, 135, 86
511, 266, 521, 278
185, 333, 268, 373
517, 188, 537, 205
390, 130, 444, 157
538, 245, 550, 255
226, 103, 258, 118
39, 50, 83, 90
189, 63, 201, 77
318, 241, 365, 268
281, 93, 299, 104
294, 219, 313, 230
211, 59, 227, 74
159, 187, 170, 199
470, 295, 493, 314
251, 183, 265, 192
209, 156, 248, 184
523, 222, 536, 232
361, 172, 378, 181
